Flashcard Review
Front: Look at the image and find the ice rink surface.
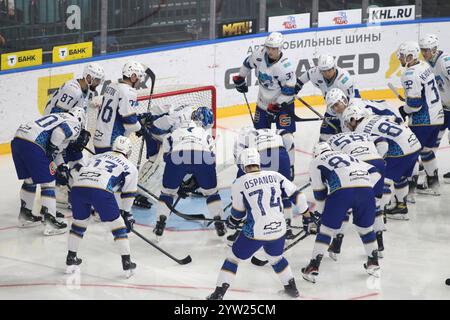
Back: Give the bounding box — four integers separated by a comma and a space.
0, 102, 449, 300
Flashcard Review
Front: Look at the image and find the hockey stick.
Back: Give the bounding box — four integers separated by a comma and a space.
83, 146, 95, 155
131, 228, 192, 265
136, 67, 156, 172
295, 96, 340, 132
250, 230, 309, 266
387, 82, 406, 102
137, 183, 226, 222
243, 92, 255, 126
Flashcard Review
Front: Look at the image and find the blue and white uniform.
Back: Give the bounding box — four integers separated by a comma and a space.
297, 66, 360, 139
11, 113, 81, 217
44, 80, 89, 114
425, 51, 450, 146
94, 82, 141, 153
70, 151, 138, 221
307, 149, 381, 275
321, 98, 401, 141
401, 61, 444, 179
354, 115, 421, 203
156, 120, 224, 222
238, 47, 297, 132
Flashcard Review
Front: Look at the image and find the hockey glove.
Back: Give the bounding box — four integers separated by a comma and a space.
398, 106, 408, 121
267, 103, 281, 114
70, 129, 91, 153
120, 210, 135, 233
294, 78, 303, 94
55, 164, 70, 186
46, 142, 59, 161
178, 176, 199, 198
226, 215, 241, 230
303, 211, 321, 234
232, 75, 248, 93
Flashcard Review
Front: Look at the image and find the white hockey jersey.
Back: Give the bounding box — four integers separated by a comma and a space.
297, 66, 359, 100
150, 104, 193, 142
233, 128, 292, 162
14, 113, 81, 165
239, 47, 296, 110
231, 170, 299, 240
401, 61, 444, 126
309, 151, 380, 213
327, 132, 386, 161
162, 121, 214, 154
94, 82, 141, 150
355, 115, 421, 158
44, 79, 89, 115
426, 51, 450, 110
71, 151, 138, 212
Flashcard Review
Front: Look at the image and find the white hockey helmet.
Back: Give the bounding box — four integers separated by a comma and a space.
265, 32, 284, 49
397, 41, 420, 61
122, 61, 146, 82
83, 62, 105, 85
240, 147, 260, 169
326, 88, 348, 110
69, 106, 87, 128
419, 33, 439, 50
112, 136, 132, 157
342, 104, 366, 125
318, 54, 336, 71
312, 142, 332, 158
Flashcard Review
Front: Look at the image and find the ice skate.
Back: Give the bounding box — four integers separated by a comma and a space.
18, 201, 42, 228
122, 255, 136, 278
301, 255, 323, 284
284, 278, 299, 298
384, 201, 409, 220
417, 170, 440, 196
206, 283, 229, 300
65, 252, 82, 274
42, 207, 68, 236
328, 233, 344, 261
364, 250, 380, 277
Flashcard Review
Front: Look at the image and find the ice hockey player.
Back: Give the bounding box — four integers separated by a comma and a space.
343, 104, 421, 220
93, 61, 145, 154
153, 107, 227, 238
322, 88, 402, 141
296, 54, 360, 139
397, 41, 444, 196
419, 34, 450, 183
133, 103, 195, 208
233, 126, 311, 239
327, 132, 389, 259
44, 62, 105, 115
207, 148, 301, 300
232, 32, 297, 173
66, 136, 138, 277
10, 107, 86, 235
302, 142, 381, 283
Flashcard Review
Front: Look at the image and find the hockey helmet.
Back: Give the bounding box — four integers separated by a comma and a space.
122, 61, 146, 82
192, 106, 214, 129
397, 41, 420, 61
240, 147, 260, 169
265, 32, 284, 49
112, 136, 133, 157
312, 142, 332, 158
318, 54, 336, 71
342, 104, 366, 127
419, 34, 439, 50
69, 107, 87, 128
326, 88, 348, 111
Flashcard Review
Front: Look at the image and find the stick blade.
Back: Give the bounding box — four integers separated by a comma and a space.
179, 255, 192, 265
251, 256, 268, 266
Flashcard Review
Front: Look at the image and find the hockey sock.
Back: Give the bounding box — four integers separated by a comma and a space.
381, 180, 393, 208
206, 193, 224, 218
156, 192, 174, 220
216, 258, 239, 287
356, 226, 377, 257
20, 179, 36, 211
291, 191, 309, 213
393, 178, 408, 202
270, 257, 293, 286
420, 150, 438, 177
283, 199, 293, 222
336, 211, 351, 234
40, 182, 56, 215
68, 219, 89, 253
373, 210, 385, 233
107, 217, 130, 256
312, 225, 334, 259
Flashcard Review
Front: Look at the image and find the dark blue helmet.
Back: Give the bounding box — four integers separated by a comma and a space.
192, 106, 214, 129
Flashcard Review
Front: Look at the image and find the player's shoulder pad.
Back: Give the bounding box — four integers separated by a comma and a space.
64, 79, 83, 95
118, 82, 137, 96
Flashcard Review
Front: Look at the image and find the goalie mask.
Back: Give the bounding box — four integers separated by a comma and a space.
191, 106, 214, 129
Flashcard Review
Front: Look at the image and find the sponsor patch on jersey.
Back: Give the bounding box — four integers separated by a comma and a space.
444, 57, 450, 61
264, 221, 282, 231
283, 62, 291, 68
279, 114, 291, 127
404, 71, 414, 76
49, 161, 57, 175
341, 76, 349, 84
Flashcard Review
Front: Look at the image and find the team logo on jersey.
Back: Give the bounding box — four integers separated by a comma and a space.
264, 221, 282, 231
349, 170, 368, 177
49, 162, 57, 175
257, 71, 273, 88
279, 114, 291, 127
350, 147, 369, 155
79, 172, 101, 178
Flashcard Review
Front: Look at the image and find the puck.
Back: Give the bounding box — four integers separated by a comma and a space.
446, 278, 450, 286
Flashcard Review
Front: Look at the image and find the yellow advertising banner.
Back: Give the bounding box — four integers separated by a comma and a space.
52, 42, 93, 63
1, 48, 42, 70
